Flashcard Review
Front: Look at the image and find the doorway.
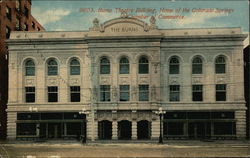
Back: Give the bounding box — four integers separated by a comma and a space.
118, 120, 131, 140
98, 120, 112, 140
188, 122, 211, 139
48, 123, 62, 139
137, 120, 151, 139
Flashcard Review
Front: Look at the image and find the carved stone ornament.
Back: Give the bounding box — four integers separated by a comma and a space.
192, 77, 202, 84
90, 18, 101, 31
120, 11, 129, 18
26, 79, 34, 86
149, 16, 157, 29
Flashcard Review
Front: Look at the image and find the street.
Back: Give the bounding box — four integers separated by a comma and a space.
0, 140, 249, 158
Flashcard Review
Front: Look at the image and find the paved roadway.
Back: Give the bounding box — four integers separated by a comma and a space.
0, 140, 249, 158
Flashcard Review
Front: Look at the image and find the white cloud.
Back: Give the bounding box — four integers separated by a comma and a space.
32, 8, 71, 25
54, 28, 66, 31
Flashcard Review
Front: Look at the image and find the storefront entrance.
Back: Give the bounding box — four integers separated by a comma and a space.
118, 120, 131, 140
137, 120, 151, 139
98, 120, 112, 140
188, 122, 211, 139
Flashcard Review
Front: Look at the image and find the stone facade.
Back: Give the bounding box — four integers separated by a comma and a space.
6, 15, 247, 141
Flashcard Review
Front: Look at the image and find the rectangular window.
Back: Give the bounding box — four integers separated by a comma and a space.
17, 123, 36, 136
70, 86, 80, 102
120, 85, 130, 101
6, 6, 11, 20
25, 87, 35, 103
169, 85, 180, 101
192, 85, 203, 101
100, 85, 110, 102
48, 86, 58, 102
139, 85, 149, 101
216, 84, 226, 101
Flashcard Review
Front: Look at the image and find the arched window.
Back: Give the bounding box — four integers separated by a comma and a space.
47, 59, 58, 76
215, 56, 226, 74
169, 57, 179, 74
70, 58, 80, 75
119, 57, 129, 74
100, 57, 110, 74
192, 57, 203, 74
138, 56, 149, 74
25, 59, 35, 76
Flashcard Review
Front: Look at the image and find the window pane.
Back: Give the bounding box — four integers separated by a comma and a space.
170, 85, 180, 101
215, 56, 226, 74
192, 85, 203, 101
216, 84, 226, 101
100, 85, 111, 101
139, 85, 149, 101
192, 64, 202, 74
120, 65, 129, 74
25, 60, 35, 76
139, 57, 149, 74
70, 59, 80, 75
48, 60, 58, 75
25, 87, 35, 103
17, 123, 36, 136
70, 86, 80, 102
100, 58, 110, 74
120, 85, 130, 101
48, 86, 58, 102
169, 57, 179, 74
216, 64, 225, 73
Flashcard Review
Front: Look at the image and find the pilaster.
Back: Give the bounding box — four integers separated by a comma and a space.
132, 121, 137, 140
7, 112, 17, 140
235, 110, 246, 139
112, 121, 118, 140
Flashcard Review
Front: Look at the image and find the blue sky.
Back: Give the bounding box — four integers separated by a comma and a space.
32, 0, 249, 32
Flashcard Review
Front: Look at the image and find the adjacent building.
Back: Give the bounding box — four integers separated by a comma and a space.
0, 0, 44, 139
244, 45, 249, 140
6, 15, 247, 141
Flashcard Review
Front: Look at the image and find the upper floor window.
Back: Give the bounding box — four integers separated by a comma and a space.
100, 85, 110, 102
70, 86, 81, 102
192, 85, 203, 101
25, 60, 35, 76
138, 56, 149, 74
215, 56, 226, 74
100, 57, 110, 74
6, 6, 11, 21
169, 57, 179, 74
47, 59, 58, 76
119, 57, 129, 74
192, 57, 202, 74
216, 84, 226, 101
120, 85, 130, 101
139, 85, 149, 101
70, 59, 80, 75
169, 85, 180, 102
48, 86, 58, 102
25, 87, 35, 103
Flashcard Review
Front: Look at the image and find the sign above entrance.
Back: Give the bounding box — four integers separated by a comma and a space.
89, 13, 157, 33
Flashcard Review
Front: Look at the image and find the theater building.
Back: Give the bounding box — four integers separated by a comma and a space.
6, 15, 247, 141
